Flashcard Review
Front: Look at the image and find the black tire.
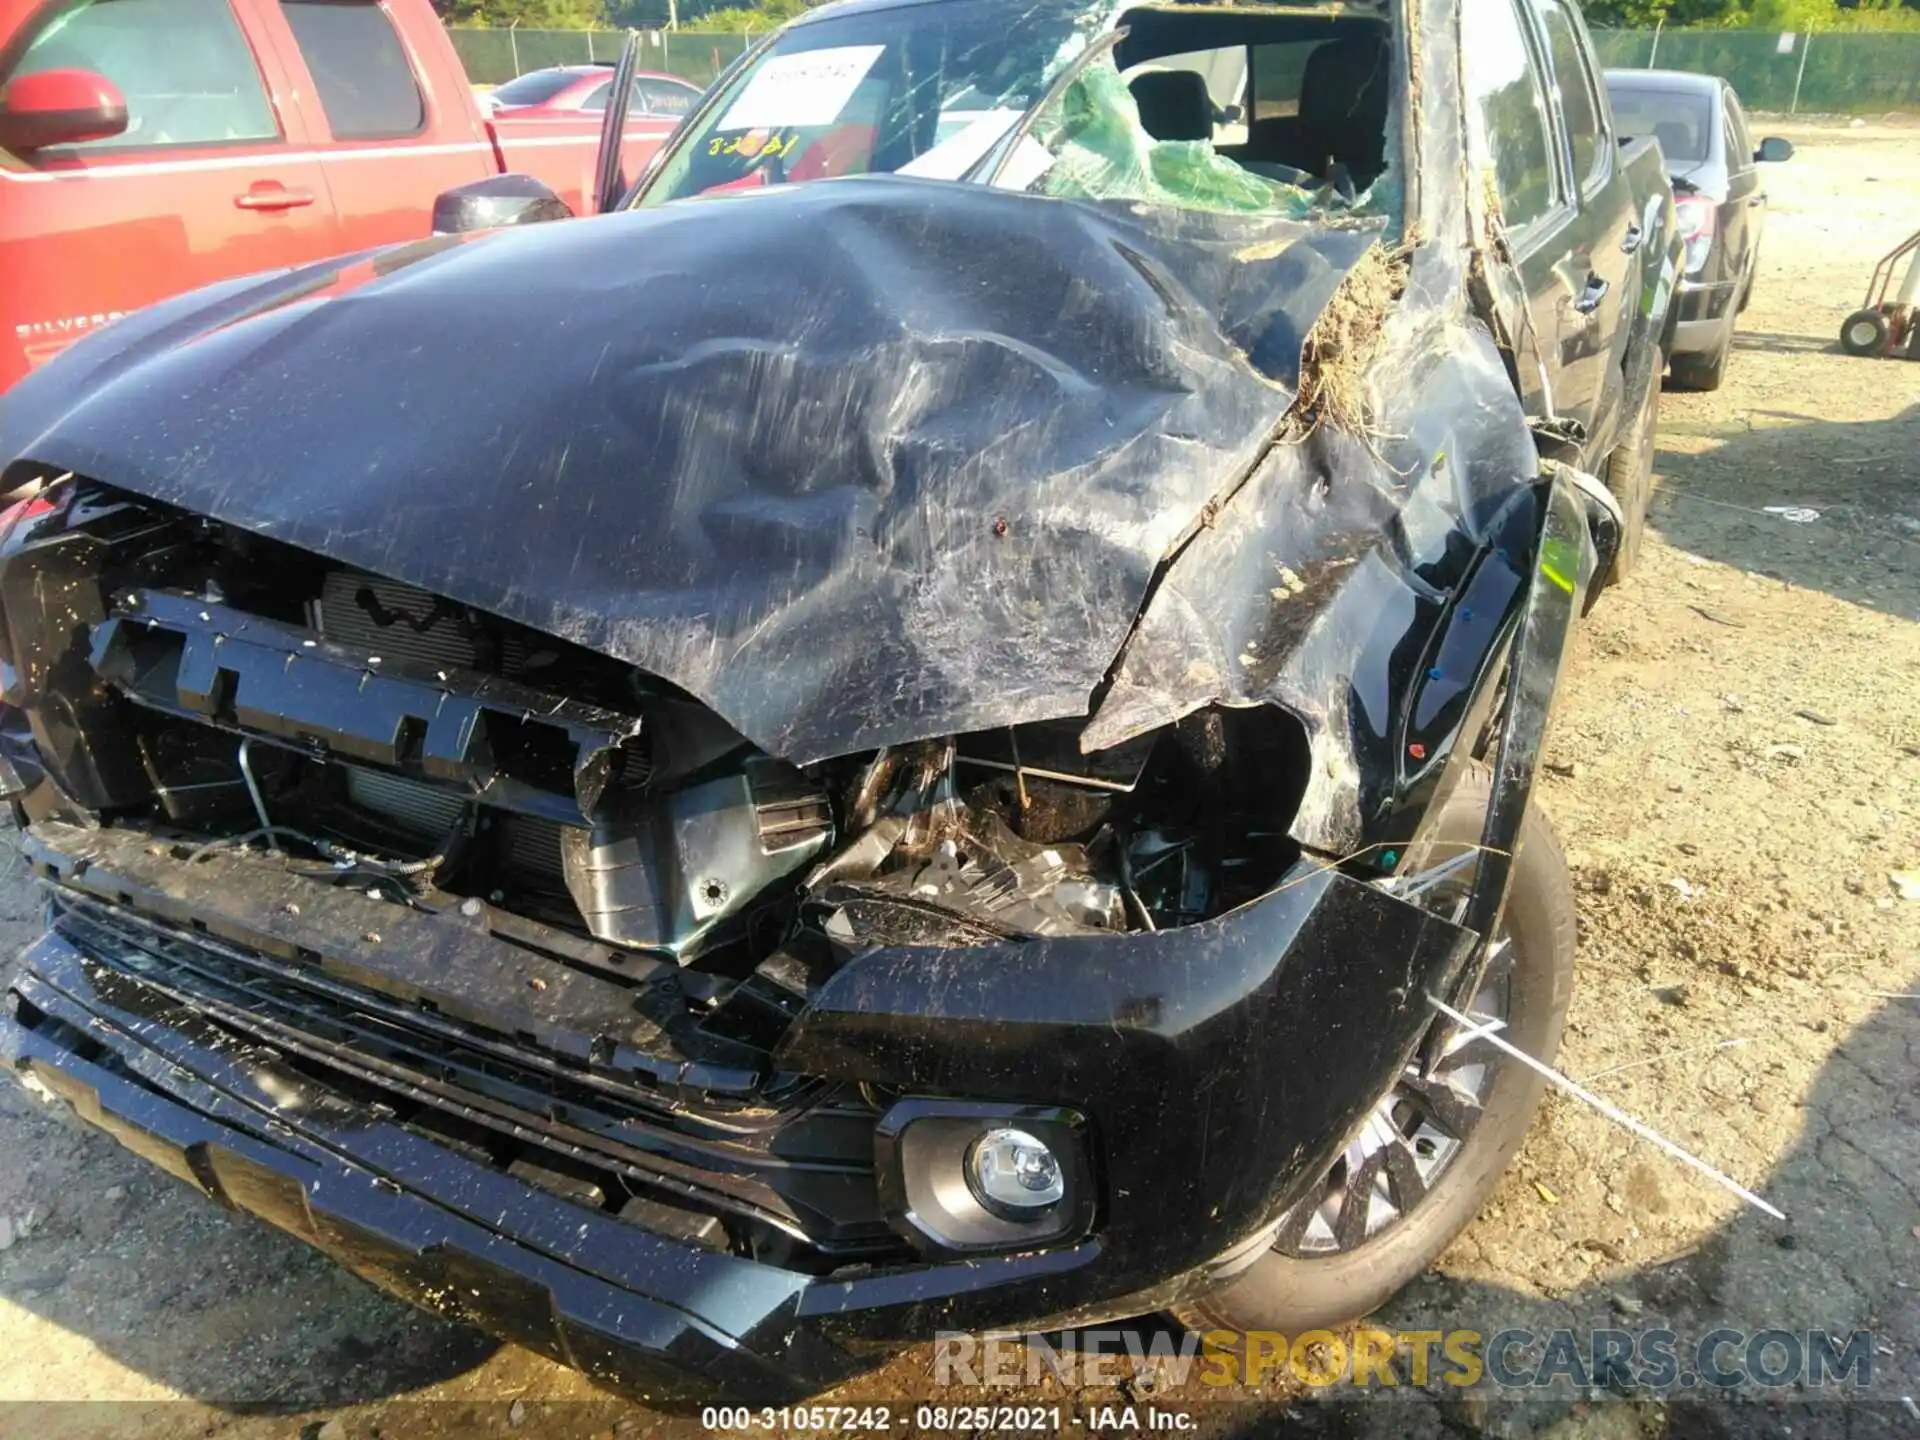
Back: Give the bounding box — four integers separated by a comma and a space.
1840, 309, 1891, 358
1602, 360, 1659, 587
1176, 770, 1575, 1335
1737, 254, 1757, 315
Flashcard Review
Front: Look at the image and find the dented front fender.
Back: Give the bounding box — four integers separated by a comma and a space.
778, 862, 1475, 1321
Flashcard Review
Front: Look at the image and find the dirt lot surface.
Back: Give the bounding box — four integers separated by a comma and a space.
0, 117, 1915, 1440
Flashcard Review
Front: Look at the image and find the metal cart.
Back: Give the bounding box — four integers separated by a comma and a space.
1840, 227, 1920, 359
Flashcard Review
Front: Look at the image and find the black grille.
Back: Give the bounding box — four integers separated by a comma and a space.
49, 896, 902, 1266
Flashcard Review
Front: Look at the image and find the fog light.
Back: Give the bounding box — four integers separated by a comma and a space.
967, 1127, 1063, 1214
875, 1100, 1092, 1256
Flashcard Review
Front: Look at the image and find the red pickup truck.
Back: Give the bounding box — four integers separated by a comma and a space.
0, 0, 678, 391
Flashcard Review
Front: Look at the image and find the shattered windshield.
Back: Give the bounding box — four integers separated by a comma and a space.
634, 0, 1102, 205
1001, 55, 1323, 218
634, 0, 1396, 223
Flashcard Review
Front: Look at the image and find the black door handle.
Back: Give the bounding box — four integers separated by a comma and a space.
1621, 222, 1643, 254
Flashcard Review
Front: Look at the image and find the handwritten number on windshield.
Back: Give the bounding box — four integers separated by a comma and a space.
708, 130, 800, 160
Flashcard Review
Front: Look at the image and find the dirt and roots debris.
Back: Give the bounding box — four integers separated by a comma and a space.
1292, 242, 1410, 438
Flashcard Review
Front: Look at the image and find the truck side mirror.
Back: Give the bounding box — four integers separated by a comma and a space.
1755, 136, 1793, 163
431, 173, 574, 234
0, 68, 128, 153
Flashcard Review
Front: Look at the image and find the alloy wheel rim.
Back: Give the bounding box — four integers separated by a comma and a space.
1273, 873, 1516, 1259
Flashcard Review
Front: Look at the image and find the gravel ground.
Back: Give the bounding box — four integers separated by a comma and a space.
0, 117, 1915, 1440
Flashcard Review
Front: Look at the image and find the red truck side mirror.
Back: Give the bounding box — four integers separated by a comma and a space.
0, 69, 129, 154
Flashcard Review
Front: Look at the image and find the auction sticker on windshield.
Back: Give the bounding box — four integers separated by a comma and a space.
718, 45, 886, 130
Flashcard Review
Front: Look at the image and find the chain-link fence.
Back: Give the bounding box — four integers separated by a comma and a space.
450, 27, 753, 88
1590, 28, 1920, 114
452, 26, 1919, 115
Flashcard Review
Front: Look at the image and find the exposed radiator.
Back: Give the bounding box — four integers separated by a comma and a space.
500, 813, 566, 881
314, 571, 605, 891
344, 767, 468, 839
317, 571, 523, 674
343, 766, 566, 884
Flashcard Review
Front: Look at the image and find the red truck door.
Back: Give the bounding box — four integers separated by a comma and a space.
254, 0, 493, 254
0, 0, 344, 388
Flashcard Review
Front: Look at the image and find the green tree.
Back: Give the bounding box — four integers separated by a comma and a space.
678, 0, 807, 30
1583, 0, 1920, 25
602, 0, 804, 27
434, 0, 604, 27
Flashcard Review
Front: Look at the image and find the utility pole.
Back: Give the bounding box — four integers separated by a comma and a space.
1790, 29, 1813, 115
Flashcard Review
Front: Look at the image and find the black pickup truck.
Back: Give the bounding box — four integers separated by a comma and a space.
0, 0, 1675, 1404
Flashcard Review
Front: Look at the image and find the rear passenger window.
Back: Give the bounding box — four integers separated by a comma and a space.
281, 0, 425, 139
1540, 1, 1604, 190
1461, 0, 1559, 231
637, 79, 696, 117
4, 0, 278, 151
1249, 40, 1327, 121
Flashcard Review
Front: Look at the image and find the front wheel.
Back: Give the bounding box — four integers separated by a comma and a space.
1176, 769, 1575, 1334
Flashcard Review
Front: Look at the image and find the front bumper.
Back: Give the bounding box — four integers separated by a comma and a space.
1669, 276, 1738, 357
3, 818, 1472, 1401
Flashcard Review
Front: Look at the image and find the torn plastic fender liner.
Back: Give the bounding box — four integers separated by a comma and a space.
776, 862, 1476, 1307
1422, 467, 1598, 1070
1463, 467, 1601, 939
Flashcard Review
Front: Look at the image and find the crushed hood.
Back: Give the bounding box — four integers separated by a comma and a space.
0, 177, 1373, 763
